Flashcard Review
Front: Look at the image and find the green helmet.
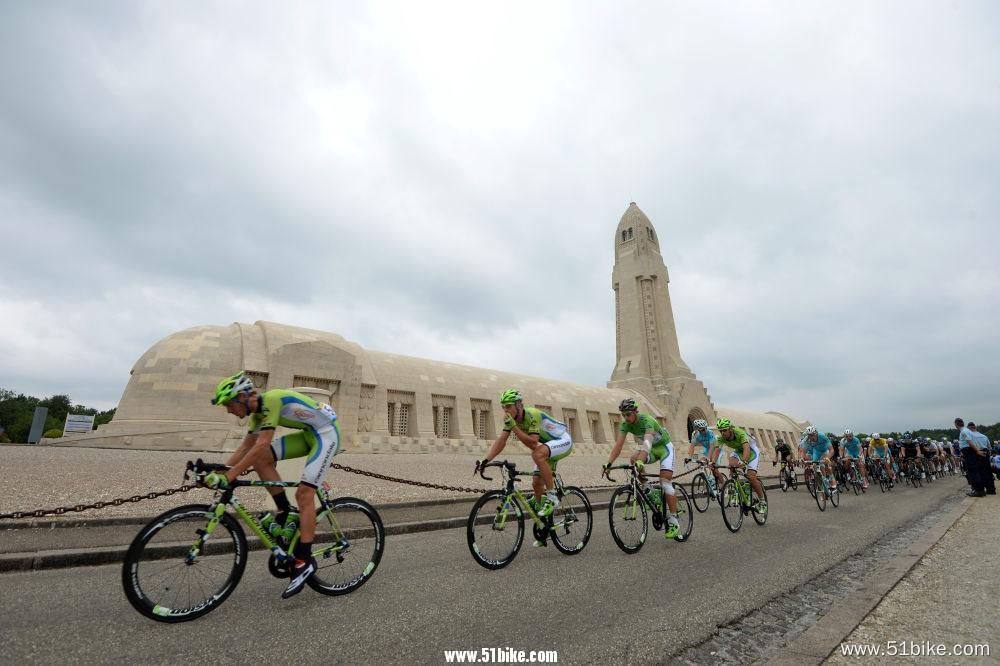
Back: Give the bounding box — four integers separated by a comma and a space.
499, 389, 522, 405
212, 372, 255, 405
716, 418, 732, 430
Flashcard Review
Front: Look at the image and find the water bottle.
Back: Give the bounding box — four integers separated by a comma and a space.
281, 511, 300, 541
259, 512, 276, 532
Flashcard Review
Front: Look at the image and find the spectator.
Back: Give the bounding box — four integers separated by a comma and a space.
954, 418, 985, 496
967, 423, 996, 495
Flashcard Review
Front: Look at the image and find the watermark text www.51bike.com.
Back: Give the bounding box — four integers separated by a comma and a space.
839, 640, 990, 658
444, 648, 558, 663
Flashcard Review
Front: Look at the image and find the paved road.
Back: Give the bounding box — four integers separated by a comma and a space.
0, 475, 965, 665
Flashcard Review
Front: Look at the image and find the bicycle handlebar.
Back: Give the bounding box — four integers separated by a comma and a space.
475, 459, 518, 482
185, 458, 231, 482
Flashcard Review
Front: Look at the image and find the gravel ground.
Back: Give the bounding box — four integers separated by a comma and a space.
825, 496, 998, 665
1, 444, 614, 520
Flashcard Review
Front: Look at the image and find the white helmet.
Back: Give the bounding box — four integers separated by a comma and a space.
843, 428, 853, 436
804, 426, 817, 435
693, 419, 708, 429
872, 432, 880, 439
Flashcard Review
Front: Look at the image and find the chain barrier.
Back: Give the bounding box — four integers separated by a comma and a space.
0, 461, 779, 521
0, 485, 197, 521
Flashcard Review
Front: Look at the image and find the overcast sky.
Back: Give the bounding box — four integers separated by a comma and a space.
2, 1, 998, 435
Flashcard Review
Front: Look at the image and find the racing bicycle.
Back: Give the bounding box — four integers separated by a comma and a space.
719, 465, 768, 533
467, 460, 592, 569
122, 459, 384, 622
603, 462, 693, 553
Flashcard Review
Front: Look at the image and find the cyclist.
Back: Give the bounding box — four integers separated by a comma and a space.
839, 429, 868, 489
899, 432, 923, 479
209, 371, 341, 599
799, 426, 837, 495
688, 418, 726, 487
604, 398, 681, 538
869, 433, 895, 488
715, 418, 767, 513
772, 437, 795, 474
478, 390, 572, 525
918, 437, 939, 477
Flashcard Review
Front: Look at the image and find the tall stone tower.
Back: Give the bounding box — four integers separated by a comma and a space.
608, 202, 716, 436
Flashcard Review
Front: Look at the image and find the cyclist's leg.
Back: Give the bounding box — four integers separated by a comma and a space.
533, 434, 572, 509
745, 449, 764, 499
288, 423, 341, 545
654, 443, 677, 518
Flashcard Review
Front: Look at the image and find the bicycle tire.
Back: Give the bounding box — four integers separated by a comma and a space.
790, 470, 798, 490
607, 485, 647, 554
720, 480, 743, 533
850, 469, 860, 495
549, 486, 592, 555
467, 490, 525, 569
815, 482, 827, 511
672, 484, 694, 542
829, 479, 840, 507
752, 483, 768, 526
805, 469, 817, 498
779, 468, 788, 492
122, 504, 247, 623
306, 497, 385, 596
691, 474, 711, 513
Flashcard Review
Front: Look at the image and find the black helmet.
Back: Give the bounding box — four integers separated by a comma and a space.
618, 398, 638, 413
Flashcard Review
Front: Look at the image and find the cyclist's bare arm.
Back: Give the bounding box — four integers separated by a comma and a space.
226, 429, 276, 480
607, 434, 628, 465
484, 430, 512, 461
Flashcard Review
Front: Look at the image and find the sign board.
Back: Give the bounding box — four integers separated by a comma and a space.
64, 413, 96, 436
27, 407, 48, 444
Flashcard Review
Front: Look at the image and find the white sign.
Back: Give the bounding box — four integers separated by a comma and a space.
63, 413, 95, 436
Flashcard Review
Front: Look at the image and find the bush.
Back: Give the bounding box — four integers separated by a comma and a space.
42, 429, 63, 439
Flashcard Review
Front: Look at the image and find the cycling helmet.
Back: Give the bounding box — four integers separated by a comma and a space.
776, 437, 784, 443
888, 437, 894, 442
211, 372, 255, 405
693, 419, 708, 429
499, 389, 522, 405
619, 398, 638, 413
804, 426, 817, 435
843, 428, 853, 436
903, 432, 911, 439
716, 418, 732, 430
872, 432, 880, 439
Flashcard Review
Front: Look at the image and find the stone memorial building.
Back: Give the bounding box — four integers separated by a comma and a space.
64, 203, 809, 457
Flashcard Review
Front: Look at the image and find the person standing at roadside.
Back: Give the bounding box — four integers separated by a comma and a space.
968, 422, 996, 495
955, 418, 988, 497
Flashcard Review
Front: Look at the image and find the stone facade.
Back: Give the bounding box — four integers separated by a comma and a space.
54, 203, 809, 457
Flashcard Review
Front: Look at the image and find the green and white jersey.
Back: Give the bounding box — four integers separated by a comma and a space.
504, 407, 568, 443
249, 389, 338, 434
618, 413, 669, 446
718, 427, 751, 451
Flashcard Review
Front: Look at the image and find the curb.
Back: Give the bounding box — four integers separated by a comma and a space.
767, 495, 976, 665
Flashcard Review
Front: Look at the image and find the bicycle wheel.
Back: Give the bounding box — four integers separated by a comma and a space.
805, 469, 817, 498
691, 474, 711, 513
467, 490, 525, 569
752, 483, 768, 526
814, 481, 827, 511
306, 497, 385, 596
549, 486, 593, 555
779, 468, 788, 492
850, 469, 860, 495
829, 479, 840, 507
608, 485, 647, 554
673, 484, 694, 541
122, 504, 247, 623
720, 480, 743, 533
790, 469, 798, 490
